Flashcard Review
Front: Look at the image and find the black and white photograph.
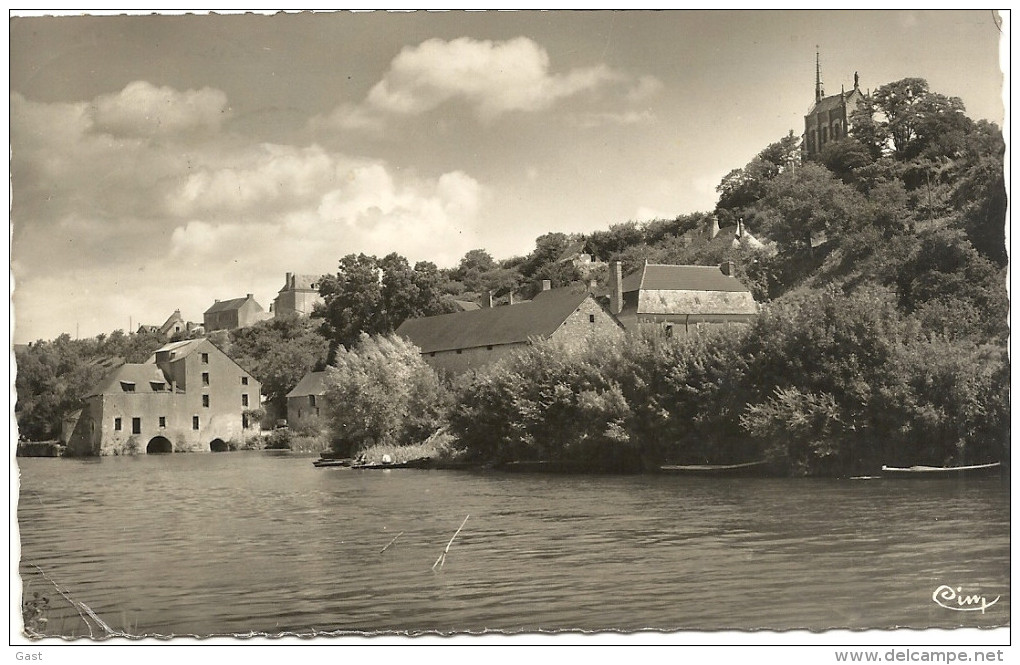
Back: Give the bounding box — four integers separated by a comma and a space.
9, 8, 1010, 656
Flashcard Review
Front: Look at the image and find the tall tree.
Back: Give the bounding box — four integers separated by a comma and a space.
228, 316, 330, 419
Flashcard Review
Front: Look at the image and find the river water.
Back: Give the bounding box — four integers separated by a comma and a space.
15, 452, 1009, 637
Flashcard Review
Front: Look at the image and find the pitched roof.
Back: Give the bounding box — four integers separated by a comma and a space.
205, 296, 260, 314
150, 338, 207, 361
452, 300, 481, 312
280, 274, 323, 292
158, 310, 185, 335
808, 89, 863, 116
287, 371, 328, 398
396, 287, 592, 354
86, 364, 172, 398
621, 264, 751, 294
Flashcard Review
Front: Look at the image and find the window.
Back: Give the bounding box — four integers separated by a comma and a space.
193, 416, 200, 430
159, 416, 166, 428
486, 345, 493, 351
202, 395, 210, 408
114, 417, 122, 431
132, 417, 141, 434
429, 352, 436, 357
456, 349, 463, 355
589, 314, 596, 323
242, 414, 249, 429
241, 376, 248, 386
298, 409, 303, 418
201, 353, 209, 364
120, 381, 136, 392
309, 395, 316, 407
202, 372, 210, 386
833, 122, 841, 139
315, 408, 320, 417
242, 394, 249, 407
150, 381, 166, 391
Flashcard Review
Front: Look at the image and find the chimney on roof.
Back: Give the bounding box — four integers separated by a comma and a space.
286, 272, 292, 288
246, 293, 254, 299
720, 260, 736, 276
710, 215, 720, 239
214, 299, 220, 303
542, 279, 551, 291
610, 261, 623, 315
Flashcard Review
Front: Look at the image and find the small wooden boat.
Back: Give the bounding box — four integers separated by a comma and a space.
658, 460, 769, 477
880, 462, 1002, 479
312, 458, 352, 468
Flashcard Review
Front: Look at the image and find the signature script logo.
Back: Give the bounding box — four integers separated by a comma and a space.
932, 585, 1000, 614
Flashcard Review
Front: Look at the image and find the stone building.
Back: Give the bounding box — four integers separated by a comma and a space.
204, 294, 270, 331
396, 283, 623, 374
272, 273, 325, 318
137, 309, 201, 340
286, 371, 328, 431
65, 338, 262, 455
608, 261, 758, 333
803, 53, 865, 158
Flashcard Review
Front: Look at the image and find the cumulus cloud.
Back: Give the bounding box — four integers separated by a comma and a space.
90, 81, 231, 137
310, 36, 637, 134
365, 37, 619, 119
12, 83, 491, 342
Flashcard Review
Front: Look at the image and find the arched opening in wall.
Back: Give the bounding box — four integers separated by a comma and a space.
209, 438, 229, 452
146, 436, 173, 454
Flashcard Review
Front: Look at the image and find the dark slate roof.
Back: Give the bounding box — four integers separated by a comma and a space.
148, 338, 207, 362
395, 287, 591, 354
205, 297, 253, 314
287, 371, 328, 398
86, 364, 171, 397
808, 89, 863, 116
621, 264, 751, 294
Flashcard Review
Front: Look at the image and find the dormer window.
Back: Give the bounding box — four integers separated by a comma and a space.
120, 381, 136, 392
150, 381, 166, 392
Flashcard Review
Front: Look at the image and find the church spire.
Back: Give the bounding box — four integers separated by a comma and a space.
815, 47, 824, 102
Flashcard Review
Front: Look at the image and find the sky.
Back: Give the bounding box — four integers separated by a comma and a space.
8, 10, 1006, 344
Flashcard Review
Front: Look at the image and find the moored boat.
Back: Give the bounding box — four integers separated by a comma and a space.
312, 457, 352, 468
658, 460, 769, 477
879, 462, 1002, 479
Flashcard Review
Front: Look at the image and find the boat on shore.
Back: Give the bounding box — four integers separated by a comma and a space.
880, 462, 1002, 479
658, 460, 769, 477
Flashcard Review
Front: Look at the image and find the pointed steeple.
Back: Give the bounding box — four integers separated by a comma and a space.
815, 47, 824, 103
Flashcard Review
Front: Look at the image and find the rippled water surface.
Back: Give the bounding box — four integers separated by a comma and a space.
16, 452, 1009, 636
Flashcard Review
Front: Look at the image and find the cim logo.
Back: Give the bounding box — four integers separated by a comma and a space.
932, 585, 1001, 614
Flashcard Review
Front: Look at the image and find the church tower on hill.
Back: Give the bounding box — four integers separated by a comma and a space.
803, 49, 866, 158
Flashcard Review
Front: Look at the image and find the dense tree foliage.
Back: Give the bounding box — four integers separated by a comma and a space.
318, 252, 458, 354
14, 329, 167, 441
321, 334, 449, 457
227, 316, 330, 420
